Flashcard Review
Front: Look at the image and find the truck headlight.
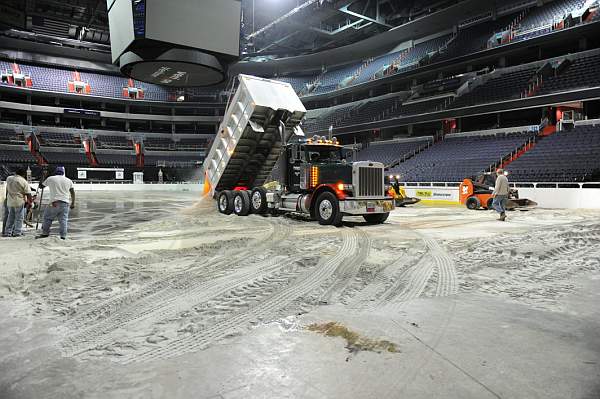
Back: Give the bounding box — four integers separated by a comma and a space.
337, 183, 353, 192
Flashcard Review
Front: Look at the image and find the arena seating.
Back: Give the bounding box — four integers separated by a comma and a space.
0, 147, 37, 163
417, 77, 463, 98
16, 63, 72, 93
176, 137, 208, 150
450, 67, 537, 108
304, 34, 452, 95
350, 97, 401, 125
277, 75, 314, 94
94, 135, 131, 149
434, 15, 514, 62
507, 125, 600, 181
0, 128, 26, 145
355, 138, 432, 165
144, 153, 203, 167
311, 63, 360, 95
37, 131, 81, 147
538, 53, 600, 95
0, 0, 595, 103
390, 130, 536, 182
95, 152, 137, 166
144, 137, 175, 150
305, 95, 448, 131
518, 0, 586, 32
396, 97, 449, 117
41, 150, 89, 165
1, 61, 196, 102
78, 71, 128, 100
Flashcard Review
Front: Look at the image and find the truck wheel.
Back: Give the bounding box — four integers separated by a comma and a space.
486, 198, 494, 210
233, 190, 251, 216
217, 190, 234, 215
250, 187, 268, 214
363, 212, 389, 224
315, 192, 343, 226
466, 196, 481, 210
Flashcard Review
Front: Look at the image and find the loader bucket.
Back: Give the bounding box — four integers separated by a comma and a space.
396, 197, 421, 207
507, 198, 537, 209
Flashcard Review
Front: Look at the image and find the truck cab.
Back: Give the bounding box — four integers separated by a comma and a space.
285, 136, 351, 195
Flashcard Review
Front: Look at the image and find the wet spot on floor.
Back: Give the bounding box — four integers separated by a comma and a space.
306, 321, 399, 354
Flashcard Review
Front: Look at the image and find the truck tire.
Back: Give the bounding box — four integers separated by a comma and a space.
315, 192, 343, 226
250, 187, 268, 214
217, 190, 234, 215
363, 212, 389, 224
233, 190, 251, 216
466, 196, 481, 210
486, 198, 494, 210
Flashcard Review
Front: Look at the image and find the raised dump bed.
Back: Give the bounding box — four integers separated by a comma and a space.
204, 75, 306, 194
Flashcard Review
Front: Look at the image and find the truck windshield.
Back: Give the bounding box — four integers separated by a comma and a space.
306, 146, 343, 163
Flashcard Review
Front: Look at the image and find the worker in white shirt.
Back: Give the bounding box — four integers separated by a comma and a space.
3, 167, 32, 237
492, 168, 509, 221
36, 166, 75, 240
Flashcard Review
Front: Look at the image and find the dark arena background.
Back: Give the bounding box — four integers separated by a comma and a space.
0, 1, 599, 398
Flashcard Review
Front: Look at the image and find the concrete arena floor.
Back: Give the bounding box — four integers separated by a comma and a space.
0, 192, 599, 399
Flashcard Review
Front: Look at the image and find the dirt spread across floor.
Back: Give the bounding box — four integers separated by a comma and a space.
0, 192, 599, 398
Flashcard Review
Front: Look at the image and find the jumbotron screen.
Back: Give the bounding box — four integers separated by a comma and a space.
108, 0, 241, 86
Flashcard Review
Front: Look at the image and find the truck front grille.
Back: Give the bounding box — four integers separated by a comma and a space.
358, 167, 384, 197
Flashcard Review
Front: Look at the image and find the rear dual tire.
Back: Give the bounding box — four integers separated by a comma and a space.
218, 188, 268, 216
217, 190, 234, 215
233, 190, 251, 216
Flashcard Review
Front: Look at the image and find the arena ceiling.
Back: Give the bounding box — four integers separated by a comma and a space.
240, 0, 461, 59
0, 0, 462, 59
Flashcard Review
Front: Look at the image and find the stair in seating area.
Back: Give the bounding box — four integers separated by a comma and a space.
498, 125, 557, 169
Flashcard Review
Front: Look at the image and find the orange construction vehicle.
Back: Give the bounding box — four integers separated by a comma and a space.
459, 172, 537, 210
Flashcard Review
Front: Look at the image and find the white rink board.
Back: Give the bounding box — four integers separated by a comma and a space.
403, 186, 460, 205
1, 182, 204, 193
517, 187, 600, 209
71, 183, 203, 192
404, 185, 600, 209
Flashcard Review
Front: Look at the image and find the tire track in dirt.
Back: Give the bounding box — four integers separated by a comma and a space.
347, 248, 427, 310
319, 227, 370, 305
423, 237, 458, 297
367, 235, 457, 311
60, 217, 292, 356
66, 216, 285, 329
61, 254, 303, 357
124, 228, 361, 364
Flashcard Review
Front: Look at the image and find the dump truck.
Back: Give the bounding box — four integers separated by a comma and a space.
203, 75, 394, 226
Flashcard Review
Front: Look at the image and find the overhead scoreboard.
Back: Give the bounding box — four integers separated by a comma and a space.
107, 0, 242, 86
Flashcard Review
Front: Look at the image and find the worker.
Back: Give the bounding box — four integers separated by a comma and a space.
1, 195, 7, 236
36, 166, 75, 240
3, 167, 31, 237
24, 188, 38, 228
492, 168, 509, 221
